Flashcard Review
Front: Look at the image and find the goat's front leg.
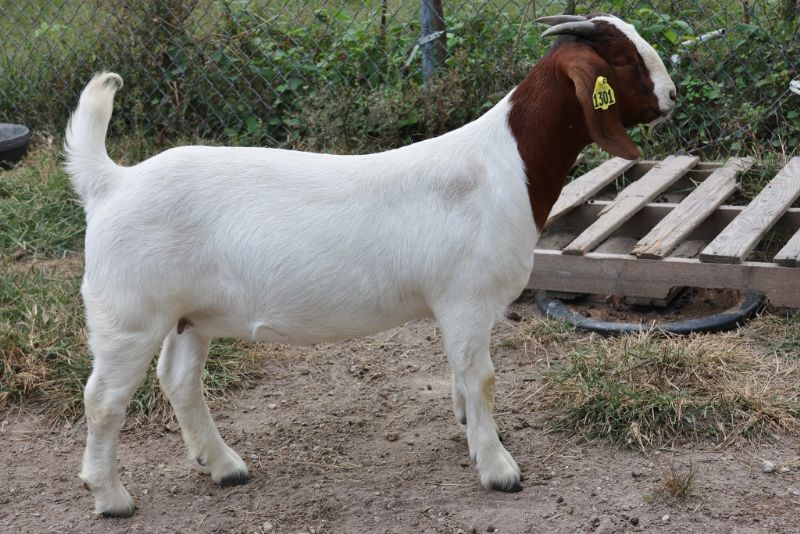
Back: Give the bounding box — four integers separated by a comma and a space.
437, 305, 522, 492
157, 329, 248, 486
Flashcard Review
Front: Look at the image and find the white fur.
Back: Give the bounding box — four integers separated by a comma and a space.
67, 73, 536, 515
594, 15, 676, 116
64, 73, 123, 211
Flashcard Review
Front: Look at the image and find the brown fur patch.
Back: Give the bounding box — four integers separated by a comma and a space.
509, 50, 588, 231
482, 374, 496, 412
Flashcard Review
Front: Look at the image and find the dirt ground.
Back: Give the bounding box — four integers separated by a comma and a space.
2, 298, 799, 534
565, 288, 743, 324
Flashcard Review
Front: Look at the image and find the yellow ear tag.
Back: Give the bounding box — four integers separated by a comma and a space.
592, 76, 616, 110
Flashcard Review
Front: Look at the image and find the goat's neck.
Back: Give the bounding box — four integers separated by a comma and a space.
508, 59, 591, 231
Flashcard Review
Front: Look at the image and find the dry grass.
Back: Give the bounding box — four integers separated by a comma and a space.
747, 310, 800, 360
493, 312, 582, 359
536, 331, 800, 449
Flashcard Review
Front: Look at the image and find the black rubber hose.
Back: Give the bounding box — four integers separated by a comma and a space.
536, 290, 764, 335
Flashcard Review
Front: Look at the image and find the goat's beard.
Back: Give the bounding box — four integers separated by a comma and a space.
647, 113, 672, 127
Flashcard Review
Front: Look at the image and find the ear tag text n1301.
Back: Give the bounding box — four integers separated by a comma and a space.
592, 76, 616, 110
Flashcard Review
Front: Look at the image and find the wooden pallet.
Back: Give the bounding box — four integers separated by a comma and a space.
529, 156, 800, 308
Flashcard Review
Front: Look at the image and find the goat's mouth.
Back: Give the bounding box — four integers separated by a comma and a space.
648, 105, 674, 127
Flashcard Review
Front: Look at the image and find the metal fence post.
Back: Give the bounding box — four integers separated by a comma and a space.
420, 0, 447, 84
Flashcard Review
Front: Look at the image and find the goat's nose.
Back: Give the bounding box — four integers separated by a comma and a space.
669, 88, 677, 101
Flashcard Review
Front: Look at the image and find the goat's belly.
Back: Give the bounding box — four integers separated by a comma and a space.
186, 296, 431, 345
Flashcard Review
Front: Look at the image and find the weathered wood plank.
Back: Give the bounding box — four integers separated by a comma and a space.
529, 249, 800, 308
700, 157, 800, 264
547, 203, 800, 240
632, 157, 754, 259
548, 157, 635, 223
594, 236, 637, 255
671, 239, 706, 259
774, 227, 800, 267
597, 156, 700, 216
562, 155, 699, 255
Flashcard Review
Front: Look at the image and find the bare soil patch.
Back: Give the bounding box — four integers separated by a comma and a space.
3, 300, 800, 533
562, 288, 744, 324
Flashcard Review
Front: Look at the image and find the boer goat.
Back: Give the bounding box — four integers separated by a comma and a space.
66, 14, 675, 517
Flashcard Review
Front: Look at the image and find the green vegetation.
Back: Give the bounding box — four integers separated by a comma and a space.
0, 257, 85, 416
645, 12, 800, 154
0, 145, 84, 259
1, 1, 797, 157
541, 331, 800, 448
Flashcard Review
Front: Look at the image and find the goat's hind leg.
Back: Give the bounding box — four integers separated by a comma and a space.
80, 330, 162, 517
157, 329, 248, 486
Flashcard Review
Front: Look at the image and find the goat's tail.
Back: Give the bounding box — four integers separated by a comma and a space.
65, 72, 123, 205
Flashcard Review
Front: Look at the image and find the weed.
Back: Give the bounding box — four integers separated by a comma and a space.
661, 461, 696, 500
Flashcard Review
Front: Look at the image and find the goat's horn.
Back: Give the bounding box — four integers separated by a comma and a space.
541, 20, 596, 38
534, 15, 588, 27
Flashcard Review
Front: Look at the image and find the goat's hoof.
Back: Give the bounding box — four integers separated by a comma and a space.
490, 478, 523, 492
482, 464, 522, 493
91, 484, 136, 518
100, 504, 137, 518
209, 445, 249, 486
219, 471, 249, 487
478, 445, 522, 494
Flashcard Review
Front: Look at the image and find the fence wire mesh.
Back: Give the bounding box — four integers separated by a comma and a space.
1, 1, 798, 157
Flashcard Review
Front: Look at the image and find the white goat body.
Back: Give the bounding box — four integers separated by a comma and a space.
74, 87, 535, 346
67, 74, 534, 517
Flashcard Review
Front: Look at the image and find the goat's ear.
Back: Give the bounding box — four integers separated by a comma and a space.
561, 53, 640, 160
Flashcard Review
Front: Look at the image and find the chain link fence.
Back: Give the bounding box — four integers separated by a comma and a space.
1, 1, 798, 157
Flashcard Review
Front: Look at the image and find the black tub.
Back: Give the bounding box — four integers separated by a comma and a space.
536, 290, 764, 335
0, 123, 31, 169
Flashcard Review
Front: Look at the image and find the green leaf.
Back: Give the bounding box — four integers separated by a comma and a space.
245, 116, 259, 134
